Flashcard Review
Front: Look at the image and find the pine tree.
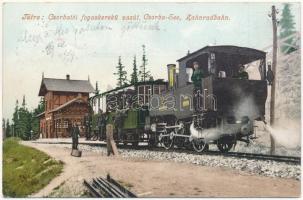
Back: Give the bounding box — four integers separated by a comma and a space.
31, 98, 45, 139
279, 3, 297, 54
37, 97, 45, 114
2, 118, 5, 138
139, 45, 152, 82
22, 95, 26, 107
12, 100, 19, 137
18, 105, 28, 139
6, 119, 11, 138
130, 56, 139, 84
114, 56, 128, 87
95, 81, 99, 94
15, 95, 32, 140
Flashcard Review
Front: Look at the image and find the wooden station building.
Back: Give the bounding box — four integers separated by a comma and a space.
37, 74, 95, 138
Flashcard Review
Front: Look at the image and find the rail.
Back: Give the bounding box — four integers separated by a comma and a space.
33, 140, 301, 164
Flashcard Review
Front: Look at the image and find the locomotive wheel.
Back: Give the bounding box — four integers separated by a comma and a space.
192, 139, 208, 153
217, 142, 234, 153
161, 135, 174, 150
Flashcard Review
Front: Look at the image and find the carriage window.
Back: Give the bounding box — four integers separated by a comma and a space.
152, 85, 166, 95
138, 85, 152, 105
153, 85, 160, 94
139, 86, 144, 94
159, 85, 166, 93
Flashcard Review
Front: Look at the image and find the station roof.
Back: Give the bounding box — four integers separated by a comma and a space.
38, 77, 95, 96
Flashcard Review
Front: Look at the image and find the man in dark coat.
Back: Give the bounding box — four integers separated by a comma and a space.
191, 61, 205, 89
236, 65, 249, 80
71, 122, 80, 150
191, 61, 205, 112
114, 109, 127, 141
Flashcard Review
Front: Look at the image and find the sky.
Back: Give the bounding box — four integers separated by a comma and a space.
2, 2, 301, 120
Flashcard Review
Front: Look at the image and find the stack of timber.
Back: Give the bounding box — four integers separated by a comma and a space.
83, 174, 137, 198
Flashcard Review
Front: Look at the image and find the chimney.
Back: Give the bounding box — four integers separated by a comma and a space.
167, 64, 176, 89
66, 74, 70, 80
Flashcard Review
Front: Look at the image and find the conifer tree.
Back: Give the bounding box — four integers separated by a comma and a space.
130, 56, 139, 84
31, 98, 45, 139
95, 81, 99, 94
18, 96, 30, 139
6, 119, 11, 138
139, 45, 152, 82
279, 3, 297, 54
114, 56, 128, 87
12, 100, 19, 137
2, 118, 5, 137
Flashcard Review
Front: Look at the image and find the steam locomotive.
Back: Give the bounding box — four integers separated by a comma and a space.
89, 45, 268, 153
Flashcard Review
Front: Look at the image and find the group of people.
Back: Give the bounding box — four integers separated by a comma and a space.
190, 61, 249, 85
190, 61, 249, 112
83, 108, 127, 142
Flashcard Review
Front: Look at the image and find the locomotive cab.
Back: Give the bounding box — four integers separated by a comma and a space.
178, 45, 267, 120
177, 45, 268, 152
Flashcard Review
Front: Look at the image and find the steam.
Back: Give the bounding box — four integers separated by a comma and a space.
190, 123, 221, 142
263, 122, 301, 149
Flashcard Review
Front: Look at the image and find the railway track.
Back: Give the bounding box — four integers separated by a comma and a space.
206, 151, 301, 164
32, 140, 301, 164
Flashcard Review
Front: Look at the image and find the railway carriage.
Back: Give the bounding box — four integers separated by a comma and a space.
89, 45, 268, 153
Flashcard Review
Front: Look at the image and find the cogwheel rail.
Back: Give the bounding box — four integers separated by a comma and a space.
32, 140, 301, 164
147, 147, 301, 165
205, 151, 301, 164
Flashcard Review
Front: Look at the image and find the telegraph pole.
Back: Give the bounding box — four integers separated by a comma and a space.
270, 5, 278, 155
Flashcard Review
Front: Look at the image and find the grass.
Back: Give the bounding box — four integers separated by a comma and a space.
3, 138, 64, 197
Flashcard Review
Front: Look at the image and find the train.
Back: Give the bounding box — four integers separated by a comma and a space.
88, 45, 268, 153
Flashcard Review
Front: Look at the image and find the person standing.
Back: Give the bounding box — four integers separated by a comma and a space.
191, 61, 205, 112
71, 122, 80, 150
235, 65, 249, 80
114, 109, 127, 141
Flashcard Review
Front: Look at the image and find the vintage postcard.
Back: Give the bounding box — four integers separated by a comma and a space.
1, 1, 301, 198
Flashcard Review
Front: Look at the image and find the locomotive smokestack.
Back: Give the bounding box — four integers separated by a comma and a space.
167, 64, 176, 89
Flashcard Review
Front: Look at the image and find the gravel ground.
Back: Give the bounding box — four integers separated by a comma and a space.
52, 143, 300, 180
23, 141, 300, 197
